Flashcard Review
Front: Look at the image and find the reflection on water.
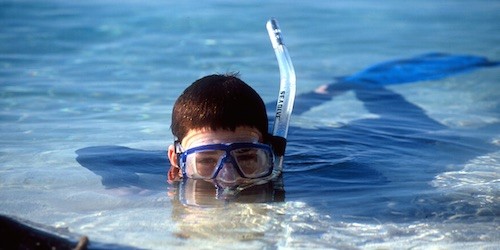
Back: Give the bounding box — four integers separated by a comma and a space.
172, 178, 285, 207
168, 177, 285, 243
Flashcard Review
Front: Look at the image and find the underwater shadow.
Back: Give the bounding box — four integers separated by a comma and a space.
276, 53, 499, 219
75, 146, 167, 191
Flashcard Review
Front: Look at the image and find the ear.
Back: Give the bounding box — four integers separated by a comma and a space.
167, 144, 182, 183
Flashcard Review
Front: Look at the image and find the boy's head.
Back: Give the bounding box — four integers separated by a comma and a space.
171, 74, 268, 142
168, 74, 272, 184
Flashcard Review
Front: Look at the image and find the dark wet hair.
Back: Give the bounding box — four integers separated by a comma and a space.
171, 74, 268, 141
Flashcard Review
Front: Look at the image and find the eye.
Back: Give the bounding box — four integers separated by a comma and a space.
235, 154, 258, 162
194, 152, 223, 177
195, 151, 223, 166
185, 149, 226, 178
233, 148, 257, 155
233, 148, 258, 160
196, 156, 219, 166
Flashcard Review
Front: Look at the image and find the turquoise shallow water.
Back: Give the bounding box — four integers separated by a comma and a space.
1, 0, 499, 249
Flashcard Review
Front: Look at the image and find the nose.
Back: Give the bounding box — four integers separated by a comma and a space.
215, 160, 242, 184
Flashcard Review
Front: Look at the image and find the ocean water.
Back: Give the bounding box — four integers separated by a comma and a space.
1, 0, 499, 249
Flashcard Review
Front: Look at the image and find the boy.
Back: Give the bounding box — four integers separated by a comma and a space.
167, 74, 280, 188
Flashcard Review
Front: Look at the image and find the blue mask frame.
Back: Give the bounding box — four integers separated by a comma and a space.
175, 142, 275, 180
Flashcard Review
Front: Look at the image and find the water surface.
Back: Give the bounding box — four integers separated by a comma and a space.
1, 0, 499, 249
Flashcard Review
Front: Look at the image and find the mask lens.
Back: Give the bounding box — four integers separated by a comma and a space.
231, 147, 273, 178
181, 143, 274, 180
185, 149, 225, 178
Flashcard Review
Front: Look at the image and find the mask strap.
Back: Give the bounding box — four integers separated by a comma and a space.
174, 140, 183, 166
269, 135, 286, 156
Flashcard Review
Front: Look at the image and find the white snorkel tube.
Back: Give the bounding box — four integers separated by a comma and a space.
266, 19, 296, 174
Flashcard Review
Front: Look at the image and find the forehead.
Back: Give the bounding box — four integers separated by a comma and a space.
182, 127, 262, 148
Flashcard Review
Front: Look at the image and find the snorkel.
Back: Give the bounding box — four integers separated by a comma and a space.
231, 19, 296, 190
178, 19, 296, 202
230, 19, 295, 192
266, 18, 296, 174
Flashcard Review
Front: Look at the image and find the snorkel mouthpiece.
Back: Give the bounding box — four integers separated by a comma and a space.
266, 18, 296, 174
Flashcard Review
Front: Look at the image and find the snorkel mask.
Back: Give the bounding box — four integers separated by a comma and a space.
174, 19, 296, 198
175, 141, 275, 182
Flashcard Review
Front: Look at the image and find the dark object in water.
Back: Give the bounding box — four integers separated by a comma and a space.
0, 214, 88, 250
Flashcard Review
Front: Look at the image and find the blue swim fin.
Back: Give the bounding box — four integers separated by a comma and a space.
342, 53, 498, 85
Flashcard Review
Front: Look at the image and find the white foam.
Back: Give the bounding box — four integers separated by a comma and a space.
431, 150, 500, 219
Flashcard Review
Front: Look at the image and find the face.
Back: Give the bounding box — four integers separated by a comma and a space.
168, 126, 265, 184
